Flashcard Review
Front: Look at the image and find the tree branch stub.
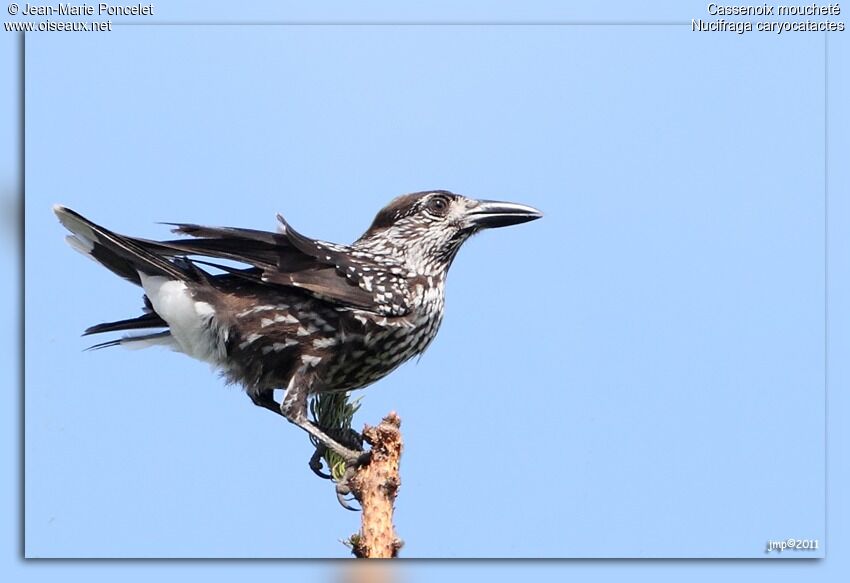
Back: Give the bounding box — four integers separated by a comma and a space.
348, 412, 403, 559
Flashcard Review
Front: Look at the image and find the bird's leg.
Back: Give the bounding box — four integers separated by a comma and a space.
249, 389, 361, 452
281, 382, 370, 511
280, 369, 367, 466
251, 382, 363, 497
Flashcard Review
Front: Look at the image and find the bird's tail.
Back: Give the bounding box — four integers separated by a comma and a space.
53, 205, 192, 286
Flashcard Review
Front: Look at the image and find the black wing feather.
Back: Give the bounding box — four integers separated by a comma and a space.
58, 206, 411, 315
83, 312, 167, 336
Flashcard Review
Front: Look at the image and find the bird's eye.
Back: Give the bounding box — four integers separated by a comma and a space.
427, 195, 450, 215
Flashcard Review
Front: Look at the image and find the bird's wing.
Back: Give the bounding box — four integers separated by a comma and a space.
155, 217, 412, 315
261, 268, 380, 311
275, 215, 413, 316
159, 223, 304, 269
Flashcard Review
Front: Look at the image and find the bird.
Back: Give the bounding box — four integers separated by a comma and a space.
54, 190, 542, 498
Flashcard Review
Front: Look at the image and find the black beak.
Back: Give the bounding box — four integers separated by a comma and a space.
466, 199, 544, 229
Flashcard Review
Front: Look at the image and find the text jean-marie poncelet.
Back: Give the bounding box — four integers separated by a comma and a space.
20, 3, 153, 16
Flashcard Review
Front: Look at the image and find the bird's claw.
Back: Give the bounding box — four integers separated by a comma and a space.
308, 426, 366, 480
307, 449, 361, 510
334, 462, 363, 511
336, 484, 360, 511
308, 445, 333, 480
306, 430, 371, 510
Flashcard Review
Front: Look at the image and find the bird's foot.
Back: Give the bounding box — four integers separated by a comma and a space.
305, 429, 371, 511
307, 427, 365, 481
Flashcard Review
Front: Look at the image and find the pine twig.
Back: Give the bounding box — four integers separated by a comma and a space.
309, 392, 362, 481
347, 412, 404, 558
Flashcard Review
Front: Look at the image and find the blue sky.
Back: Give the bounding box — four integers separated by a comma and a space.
6, 0, 850, 580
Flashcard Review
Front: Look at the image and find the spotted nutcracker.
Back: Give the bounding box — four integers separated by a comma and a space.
54, 190, 542, 480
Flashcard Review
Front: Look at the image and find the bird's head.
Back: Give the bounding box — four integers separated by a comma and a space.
355, 190, 542, 275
